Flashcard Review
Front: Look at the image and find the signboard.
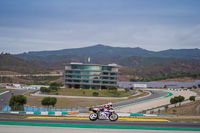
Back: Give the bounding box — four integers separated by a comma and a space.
131, 84, 147, 88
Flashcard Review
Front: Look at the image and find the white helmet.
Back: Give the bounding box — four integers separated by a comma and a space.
108, 102, 113, 107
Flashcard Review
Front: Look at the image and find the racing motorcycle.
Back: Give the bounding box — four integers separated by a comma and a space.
89, 107, 118, 121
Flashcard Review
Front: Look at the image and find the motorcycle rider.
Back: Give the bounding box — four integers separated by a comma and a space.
100, 102, 114, 111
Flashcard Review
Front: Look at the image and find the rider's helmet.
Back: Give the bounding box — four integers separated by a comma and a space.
108, 102, 113, 107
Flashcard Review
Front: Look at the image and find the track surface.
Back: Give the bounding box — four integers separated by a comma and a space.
113, 90, 166, 107
80, 90, 167, 112
0, 117, 199, 129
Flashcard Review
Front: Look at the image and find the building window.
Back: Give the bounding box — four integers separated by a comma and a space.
102, 72, 109, 75
74, 71, 81, 75
74, 75, 81, 78
102, 66, 111, 71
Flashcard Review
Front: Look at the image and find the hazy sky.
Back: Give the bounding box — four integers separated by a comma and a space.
0, 0, 200, 54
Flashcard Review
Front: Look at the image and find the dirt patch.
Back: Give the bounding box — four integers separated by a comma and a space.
0, 71, 21, 75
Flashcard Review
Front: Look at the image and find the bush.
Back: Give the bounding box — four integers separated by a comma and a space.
41, 97, 57, 108
189, 96, 196, 101
93, 92, 99, 96
172, 109, 177, 114
50, 86, 59, 91
9, 95, 27, 111
193, 86, 197, 89
198, 84, 200, 88
49, 82, 63, 87
40, 87, 51, 93
124, 88, 129, 92
108, 86, 117, 91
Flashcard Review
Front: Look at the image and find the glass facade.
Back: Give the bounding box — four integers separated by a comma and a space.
65, 63, 119, 89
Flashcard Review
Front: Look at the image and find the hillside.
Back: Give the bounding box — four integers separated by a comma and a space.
16, 44, 200, 60
120, 60, 200, 81
0, 54, 47, 74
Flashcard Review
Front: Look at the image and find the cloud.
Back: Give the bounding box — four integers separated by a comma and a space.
0, 0, 200, 53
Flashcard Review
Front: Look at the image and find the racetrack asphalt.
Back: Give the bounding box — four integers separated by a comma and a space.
0, 118, 199, 129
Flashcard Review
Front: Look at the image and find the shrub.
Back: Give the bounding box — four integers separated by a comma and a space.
124, 88, 129, 92
40, 87, 51, 93
193, 86, 197, 89
93, 92, 99, 96
172, 109, 177, 114
189, 96, 196, 101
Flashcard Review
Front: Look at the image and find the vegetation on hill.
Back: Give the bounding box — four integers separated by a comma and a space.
16, 44, 200, 59
120, 60, 200, 81
0, 54, 47, 74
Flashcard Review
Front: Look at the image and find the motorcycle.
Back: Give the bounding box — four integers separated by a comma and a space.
89, 108, 118, 121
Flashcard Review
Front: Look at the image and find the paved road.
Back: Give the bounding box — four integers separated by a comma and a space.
79, 90, 167, 112
0, 117, 199, 129
0, 89, 30, 110
113, 90, 166, 107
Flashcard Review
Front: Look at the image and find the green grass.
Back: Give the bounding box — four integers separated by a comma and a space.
47, 88, 136, 97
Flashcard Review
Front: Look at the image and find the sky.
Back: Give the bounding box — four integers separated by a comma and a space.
0, 0, 200, 54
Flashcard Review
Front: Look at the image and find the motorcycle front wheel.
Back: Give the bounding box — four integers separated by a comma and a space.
89, 113, 98, 121
109, 113, 118, 121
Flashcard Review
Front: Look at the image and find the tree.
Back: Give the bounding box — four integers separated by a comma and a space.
41, 97, 57, 108
9, 95, 27, 111
193, 86, 197, 89
189, 96, 196, 101
170, 97, 179, 107
178, 95, 185, 106
198, 84, 200, 88
170, 98, 175, 104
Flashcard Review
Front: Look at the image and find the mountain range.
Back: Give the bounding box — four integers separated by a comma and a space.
1, 44, 200, 80
16, 44, 200, 59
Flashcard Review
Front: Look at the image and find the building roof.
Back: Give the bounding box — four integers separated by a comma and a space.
67, 62, 120, 67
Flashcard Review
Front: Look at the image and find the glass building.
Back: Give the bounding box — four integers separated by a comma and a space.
64, 62, 119, 89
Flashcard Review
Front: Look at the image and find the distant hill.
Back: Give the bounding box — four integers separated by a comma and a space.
16, 44, 200, 60
121, 60, 200, 80
0, 54, 47, 74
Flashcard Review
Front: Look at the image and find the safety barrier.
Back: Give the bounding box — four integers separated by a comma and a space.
0, 111, 79, 116
168, 88, 189, 91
